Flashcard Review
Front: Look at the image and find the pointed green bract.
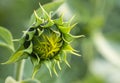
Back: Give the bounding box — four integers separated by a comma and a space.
63, 51, 71, 68
31, 53, 40, 67
34, 11, 44, 27
63, 34, 85, 43
32, 64, 41, 79
52, 60, 58, 77
58, 26, 71, 34
54, 14, 64, 25
39, 3, 50, 20
57, 61, 61, 70
29, 0, 64, 27
62, 34, 74, 43
44, 61, 52, 76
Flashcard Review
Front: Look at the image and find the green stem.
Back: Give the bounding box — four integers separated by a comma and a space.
15, 60, 25, 81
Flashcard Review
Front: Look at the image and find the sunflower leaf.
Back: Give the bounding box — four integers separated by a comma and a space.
2, 42, 33, 64
5, 76, 18, 83
0, 26, 14, 52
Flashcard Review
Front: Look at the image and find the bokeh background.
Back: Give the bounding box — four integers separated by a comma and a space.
0, 0, 120, 83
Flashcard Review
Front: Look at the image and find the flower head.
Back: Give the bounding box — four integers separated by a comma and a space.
3, 4, 84, 78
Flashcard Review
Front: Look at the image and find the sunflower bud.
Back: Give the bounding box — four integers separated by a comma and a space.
3, 4, 84, 78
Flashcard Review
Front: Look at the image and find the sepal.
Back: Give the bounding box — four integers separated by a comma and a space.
34, 10, 44, 27
54, 14, 64, 25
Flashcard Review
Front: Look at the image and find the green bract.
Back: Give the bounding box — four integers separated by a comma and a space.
3, 4, 84, 78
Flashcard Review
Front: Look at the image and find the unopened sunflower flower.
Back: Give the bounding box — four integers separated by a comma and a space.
3, 4, 84, 78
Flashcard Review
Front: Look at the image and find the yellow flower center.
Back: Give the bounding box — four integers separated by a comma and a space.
32, 28, 63, 60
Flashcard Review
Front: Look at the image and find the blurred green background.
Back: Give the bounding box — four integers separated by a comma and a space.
0, 0, 120, 83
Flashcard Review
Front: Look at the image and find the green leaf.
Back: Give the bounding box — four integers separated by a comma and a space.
2, 42, 33, 64
0, 26, 14, 52
5, 76, 17, 83
5, 77, 41, 83
29, 1, 64, 26
2, 51, 24, 64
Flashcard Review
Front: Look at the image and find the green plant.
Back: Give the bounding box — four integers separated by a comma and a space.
0, 1, 83, 83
